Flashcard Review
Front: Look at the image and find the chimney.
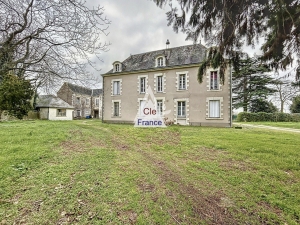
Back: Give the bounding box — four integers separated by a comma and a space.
166, 39, 170, 49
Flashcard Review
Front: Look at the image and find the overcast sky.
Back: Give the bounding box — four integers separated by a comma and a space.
87, 0, 265, 87
87, 0, 193, 85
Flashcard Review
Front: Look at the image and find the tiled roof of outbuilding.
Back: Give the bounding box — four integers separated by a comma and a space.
105, 44, 207, 74
36, 95, 74, 109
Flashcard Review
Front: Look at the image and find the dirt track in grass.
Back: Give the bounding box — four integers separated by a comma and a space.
112, 129, 240, 224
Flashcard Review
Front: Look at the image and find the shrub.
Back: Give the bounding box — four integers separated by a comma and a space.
237, 112, 300, 122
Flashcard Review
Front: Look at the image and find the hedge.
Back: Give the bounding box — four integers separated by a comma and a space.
237, 112, 300, 122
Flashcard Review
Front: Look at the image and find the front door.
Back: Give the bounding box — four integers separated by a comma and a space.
94, 110, 99, 118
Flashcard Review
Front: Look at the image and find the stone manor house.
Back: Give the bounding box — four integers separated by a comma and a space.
101, 43, 232, 127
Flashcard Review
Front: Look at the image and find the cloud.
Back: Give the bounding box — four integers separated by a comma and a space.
85, 0, 194, 85
86, 0, 261, 88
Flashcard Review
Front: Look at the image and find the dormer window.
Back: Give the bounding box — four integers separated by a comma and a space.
158, 57, 163, 66
156, 56, 165, 67
115, 64, 120, 72
113, 62, 122, 73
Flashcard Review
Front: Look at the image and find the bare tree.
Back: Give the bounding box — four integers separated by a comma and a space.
273, 74, 299, 112
0, 0, 110, 91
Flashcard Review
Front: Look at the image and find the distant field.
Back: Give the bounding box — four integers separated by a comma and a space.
0, 120, 299, 224
238, 122, 300, 129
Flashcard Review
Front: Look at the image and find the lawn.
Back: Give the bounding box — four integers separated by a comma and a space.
235, 122, 300, 129
0, 120, 299, 224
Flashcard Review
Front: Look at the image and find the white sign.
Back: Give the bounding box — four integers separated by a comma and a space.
134, 86, 168, 127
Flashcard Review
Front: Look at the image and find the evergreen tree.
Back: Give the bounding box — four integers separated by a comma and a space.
249, 99, 278, 113
232, 56, 276, 112
290, 95, 300, 113
0, 73, 34, 119
154, 0, 300, 80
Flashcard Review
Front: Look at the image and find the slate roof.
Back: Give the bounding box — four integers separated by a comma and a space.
66, 83, 102, 96
105, 44, 207, 74
92, 89, 103, 96
36, 95, 74, 109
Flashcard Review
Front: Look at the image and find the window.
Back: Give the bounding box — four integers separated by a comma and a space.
139, 100, 146, 116
210, 71, 219, 90
177, 101, 186, 117
157, 57, 163, 66
76, 97, 80, 104
76, 110, 81, 117
57, 109, 66, 117
115, 64, 120, 72
113, 102, 120, 116
209, 100, 220, 118
138, 75, 148, 94
154, 73, 165, 93
86, 98, 90, 106
140, 77, 146, 93
95, 98, 99, 106
176, 71, 188, 91
113, 62, 122, 73
85, 109, 91, 116
157, 100, 163, 116
112, 79, 122, 96
113, 81, 120, 95
179, 74, 186, 90
157, 76, 163, 92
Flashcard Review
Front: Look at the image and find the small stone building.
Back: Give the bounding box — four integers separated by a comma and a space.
35, 95, 74, 120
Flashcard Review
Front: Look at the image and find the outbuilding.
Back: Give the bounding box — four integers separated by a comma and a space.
36, 95, 74, 120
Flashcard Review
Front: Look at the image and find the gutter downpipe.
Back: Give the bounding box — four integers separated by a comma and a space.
229, 64, 233, 127
101, 75, 104, 123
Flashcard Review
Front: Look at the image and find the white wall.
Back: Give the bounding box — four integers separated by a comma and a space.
48, 108, 73, 120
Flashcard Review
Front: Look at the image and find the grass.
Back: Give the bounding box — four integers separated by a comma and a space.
0, 120, 300, 224
235, 121, 300, 129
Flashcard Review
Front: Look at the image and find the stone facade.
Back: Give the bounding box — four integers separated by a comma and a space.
102, 44, 232, 127
57, 83, 102, 119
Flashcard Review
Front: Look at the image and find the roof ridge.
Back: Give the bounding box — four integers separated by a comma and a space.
128, 43, 206, 57
66, 82, 92, 90
104, 43, 207, 75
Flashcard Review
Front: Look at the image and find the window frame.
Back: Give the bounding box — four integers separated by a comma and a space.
140, 77, 146, 93
76, 97, 81, 104
155, 56, 165, 67
177, 101, 186, 117
111, 79, 122, 96
113, 81, 120, 95
206, 97, 223, 120
157, 99, 163, 116
139, 99, 146, 116
115, 64, 120, 72
210, 71, 219, 90
113, 62, 121, 73
57, 108, 66, 117
85, 109, 91, 116
86, 98, 90, 106
113, 101, 120, 117
209, 100, 220, 118
179, 74, 186, 90
95, 98, 99, 107
137, 75, 148, 94
157, 57, 163, 66
176, 71, 189, 91
157, 75, 163, 92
